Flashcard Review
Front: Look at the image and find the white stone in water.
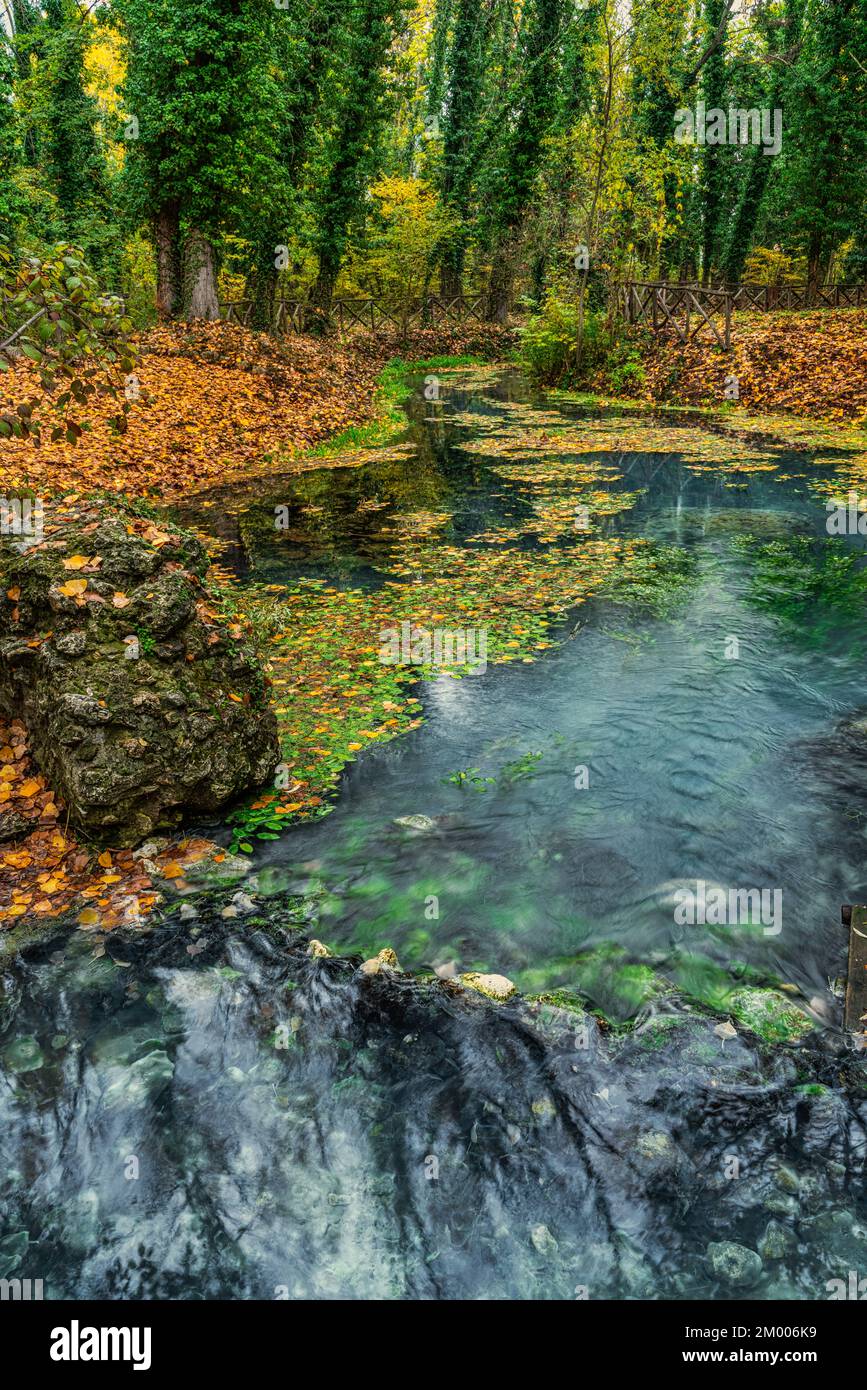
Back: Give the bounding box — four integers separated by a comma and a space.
133, 839, 169, 861
530, 1224, 558, 1257
307, 939, 332, 958
434, 960, 459, 979
394, 814, 437, 832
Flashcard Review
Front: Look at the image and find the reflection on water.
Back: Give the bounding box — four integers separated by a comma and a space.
183, 373, 867, 1002
3, 369, 867, 1300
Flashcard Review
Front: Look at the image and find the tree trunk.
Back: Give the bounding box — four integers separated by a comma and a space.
154, 200, 181, 320
249, 265, 278, 332
305, 257, 338, 334
485, 252, 512, 325
439, 251, 463, 302
807, 237, 823, 307
310, 260, 337, 313
183, 228, 220, 322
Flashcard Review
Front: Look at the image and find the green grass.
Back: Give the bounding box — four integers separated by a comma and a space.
306, 354, 491, 459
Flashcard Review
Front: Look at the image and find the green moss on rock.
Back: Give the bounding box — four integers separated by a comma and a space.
0, 502, 279, 844
728, 987, 814, 1043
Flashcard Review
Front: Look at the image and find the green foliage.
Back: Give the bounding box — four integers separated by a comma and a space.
443, 767, 496, 790
119, 230, 158, 329
0, 239, 136, 443
732, 535, 867, 635
519, 296, 615, 385
1, 0, 863, 329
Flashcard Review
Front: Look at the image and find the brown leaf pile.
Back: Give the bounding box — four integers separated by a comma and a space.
629, 309, 867, 422
0, 321, 514, 502
0, 715, 238, 932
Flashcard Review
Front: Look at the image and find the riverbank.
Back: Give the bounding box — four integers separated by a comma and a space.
594, 308, 867, 428
0, 323, 515, 500
4, 355, 867, 943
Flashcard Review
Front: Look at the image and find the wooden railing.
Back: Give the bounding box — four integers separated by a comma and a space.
220, 294, 488, 334
727, 282, 865, 311
622, 282, 733, 349
622, 279, 866, 351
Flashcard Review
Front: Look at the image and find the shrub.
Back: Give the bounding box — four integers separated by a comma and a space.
520, 293, 637, 388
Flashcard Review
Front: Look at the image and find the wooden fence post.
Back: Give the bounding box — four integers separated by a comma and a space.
843, 904, 867, 1032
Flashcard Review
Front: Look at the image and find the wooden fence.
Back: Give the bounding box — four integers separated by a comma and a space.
220, 294, 488, 334
622, 282, 733, 349
622, 279, 866, 351
728, 281, 865, 311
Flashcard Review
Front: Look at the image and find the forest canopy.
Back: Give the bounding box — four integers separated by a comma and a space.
0, 0, 865, 330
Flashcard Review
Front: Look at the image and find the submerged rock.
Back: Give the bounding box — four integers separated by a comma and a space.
0, 504, 279, 844
2, 1035, 44, 1073
530, 1224, 558, 1257
393, 815, 437, 832
758, 1220, 796, 1261
728, 988, 813, 1043
707, 1240, 763, 1289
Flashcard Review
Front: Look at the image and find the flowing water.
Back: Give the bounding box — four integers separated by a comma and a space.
2, 369, 867, 1300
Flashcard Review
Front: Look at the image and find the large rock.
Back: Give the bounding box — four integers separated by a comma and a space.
0, 501, 279, 844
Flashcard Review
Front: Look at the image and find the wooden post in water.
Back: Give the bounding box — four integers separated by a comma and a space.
842, 905, 867, 1031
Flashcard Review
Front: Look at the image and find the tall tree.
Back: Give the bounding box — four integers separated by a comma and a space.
120, 0, 273, 320
41, 0, 116, 274
245, 0, 343, 330
434, 0, 499, 300
308, 0, 407, 317
481, 0, 568, 322
778, 0, 867, 295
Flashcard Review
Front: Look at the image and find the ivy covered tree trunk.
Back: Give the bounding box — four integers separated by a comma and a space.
481, 0, 566, 323
485, 247, 514, 325
184, 229, 220, 322
309, 0, 405, 325
246, 0, 342, 332
42, 0, 116, 276
699, 0, 729, 283
308, 250, 340, 330
154, 200, 181, 320
436, 0, 498, 302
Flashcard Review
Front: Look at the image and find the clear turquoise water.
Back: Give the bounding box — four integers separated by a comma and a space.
3, 370, 867, 1301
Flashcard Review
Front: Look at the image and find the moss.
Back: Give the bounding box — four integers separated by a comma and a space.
728, 987, 814, 1043
306, 355, 489, 459
528, 988, 588, 1016
573, 944, 668, 1025
634, 1014, 694, 1051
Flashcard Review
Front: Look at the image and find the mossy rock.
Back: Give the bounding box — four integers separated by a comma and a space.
0, 502, 280, 845
460, 972, 517, 1001
727, 987, 813, 1043
573, 944, 667, 1024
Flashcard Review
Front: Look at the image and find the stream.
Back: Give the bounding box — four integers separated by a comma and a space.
2, 368, 866, 1300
